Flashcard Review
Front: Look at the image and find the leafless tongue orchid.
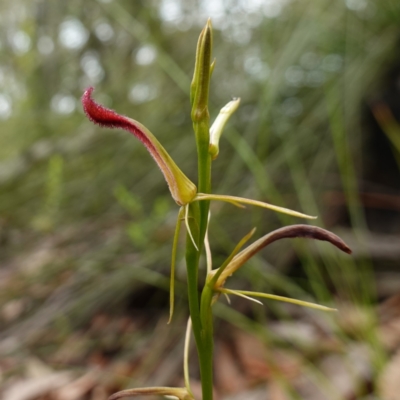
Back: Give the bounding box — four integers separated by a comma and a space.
81, 18, 352, 400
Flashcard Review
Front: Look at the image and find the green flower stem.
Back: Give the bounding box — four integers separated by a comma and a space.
195, 120, 212, 245
193, 72, 214, 400
188, 19, 214, 400
190, 115, 213, 400
199, 284, 214, 400
185, 201, 214, 400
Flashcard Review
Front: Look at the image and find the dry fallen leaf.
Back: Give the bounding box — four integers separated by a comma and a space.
215, 342, 248, 394
378, 294, 400, 351
2, 372, 73, 400
378, 348, 400, 400
55, 370, 100, 400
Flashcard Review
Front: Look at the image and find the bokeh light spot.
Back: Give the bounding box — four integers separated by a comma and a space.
94, 22, 114, 42
37, 36, 54, 55
135, 45, 157, 66
0, 94, 12, 119
281, 97, 303, 117
80, 52, 105, 83
51, 94, 76, 115
10, 31, 31, 55
128, 84, 158, 104
59, 18, 89, 50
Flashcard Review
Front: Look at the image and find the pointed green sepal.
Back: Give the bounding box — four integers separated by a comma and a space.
194, 193, 317, 219
184, 318, 193, 396
219, 288, 337, 312
168, 208, 185, 324
208, 227, 256, 288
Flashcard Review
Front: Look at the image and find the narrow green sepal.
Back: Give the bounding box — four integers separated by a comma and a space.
194, 193, 317, 219
168, 207, 184, 324
218, 288, 337, 312
208, 227, 256, 287
184, 318, 193, 396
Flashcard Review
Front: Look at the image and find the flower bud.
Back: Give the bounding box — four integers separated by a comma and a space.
191, 19, 213, 127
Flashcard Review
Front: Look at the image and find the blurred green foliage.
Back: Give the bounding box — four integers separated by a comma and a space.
1, 0, 400, 366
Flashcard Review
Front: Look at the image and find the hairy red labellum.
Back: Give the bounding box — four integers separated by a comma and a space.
82, 87, 155, 152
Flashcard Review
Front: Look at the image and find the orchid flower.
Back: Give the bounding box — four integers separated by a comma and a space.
82, 87, 197, 207
207, 224, 352, 312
